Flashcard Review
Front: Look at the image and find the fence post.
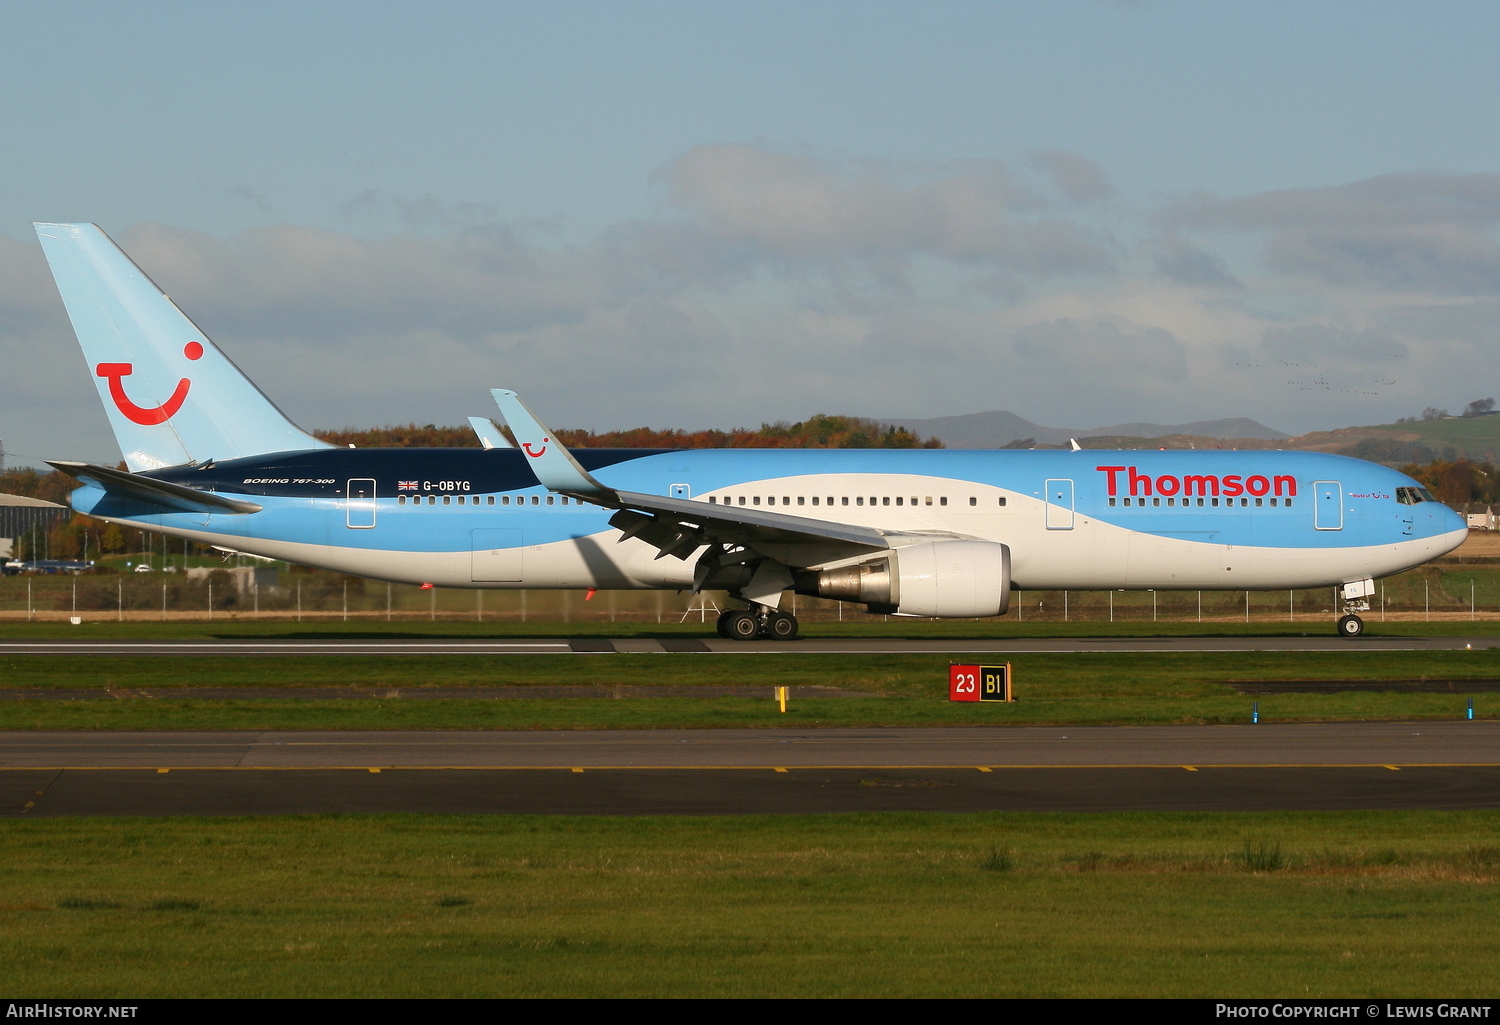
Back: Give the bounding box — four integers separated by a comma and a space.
521, 589, 527, 623
1288, 589, 1293, 622
1426, 579, 1430, 622
476, 589, 482, 622
387, 582, 392, 622
72, 581, 76, 617
1382, 582, 1386, 622
343, 580, 347, 622
118, 578, 122, 622
162, 580, 166, 622
1152, 590, 1157, 622
1197, 590, 1201, 623
1108, 591, 1113, 623
208, 580, 212, 621
1245, 590, 1250, 623
430, 587, 436, 621
1064, 590, 1068, 622
297, 579, 302, 622
27, 578, 31, 622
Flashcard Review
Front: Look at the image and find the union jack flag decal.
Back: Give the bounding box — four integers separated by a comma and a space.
397, 480, 419, 491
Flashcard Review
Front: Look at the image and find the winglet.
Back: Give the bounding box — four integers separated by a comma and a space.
1069, 438, 1081, 452
489, 390, 612, 496
466, 416, 512, 449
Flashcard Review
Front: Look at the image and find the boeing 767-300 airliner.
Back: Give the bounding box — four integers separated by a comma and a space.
31, 222, 1467, 639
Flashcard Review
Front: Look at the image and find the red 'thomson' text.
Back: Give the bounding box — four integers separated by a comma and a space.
1095, 465, 1297, 499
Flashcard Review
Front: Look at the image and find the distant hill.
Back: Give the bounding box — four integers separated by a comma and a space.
1275, 415, 1500, 465
879, 410, 1288, 449
1056, 415, 1500, 466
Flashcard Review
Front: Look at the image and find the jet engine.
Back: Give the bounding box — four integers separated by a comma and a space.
802, 540, 1011, 618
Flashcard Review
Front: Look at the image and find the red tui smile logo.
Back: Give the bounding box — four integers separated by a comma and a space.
96, 342, 203, 425
522, 439, 549, 458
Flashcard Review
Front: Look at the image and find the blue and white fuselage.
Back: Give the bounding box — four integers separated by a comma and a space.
32, 222, 1466, 637
67, 446, 1462, 593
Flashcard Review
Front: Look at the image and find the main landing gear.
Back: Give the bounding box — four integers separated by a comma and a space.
716, 606, 800, 641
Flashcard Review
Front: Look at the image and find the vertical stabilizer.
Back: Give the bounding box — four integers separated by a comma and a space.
34, 222, 331, 470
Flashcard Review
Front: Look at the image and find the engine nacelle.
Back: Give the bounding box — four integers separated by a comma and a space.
807, 540, 1011, 618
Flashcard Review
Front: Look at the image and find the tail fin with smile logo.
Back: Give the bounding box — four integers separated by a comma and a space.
34, 222, 332, 471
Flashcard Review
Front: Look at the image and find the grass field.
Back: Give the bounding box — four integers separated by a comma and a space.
1, 648, 1497, 730
1, 617, 1499, 639
3, 811, 1498, 997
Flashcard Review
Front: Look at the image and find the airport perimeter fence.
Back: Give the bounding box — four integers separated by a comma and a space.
0, 563, 1497, 623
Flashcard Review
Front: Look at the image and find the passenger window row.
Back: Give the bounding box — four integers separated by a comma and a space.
707, 495, 1008, 508
1108, 496, 1292, 508
396, 494, 581, 507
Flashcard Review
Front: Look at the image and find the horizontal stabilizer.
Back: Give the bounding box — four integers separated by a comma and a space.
49, 460, 263, 515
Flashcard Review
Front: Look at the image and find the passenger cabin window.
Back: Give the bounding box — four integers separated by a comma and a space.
969, 497, 977, 506
940, 497, 947, 506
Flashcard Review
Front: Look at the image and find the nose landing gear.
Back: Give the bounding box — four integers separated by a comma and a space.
1336, 577, 1374, 639
715, 606, 800, 641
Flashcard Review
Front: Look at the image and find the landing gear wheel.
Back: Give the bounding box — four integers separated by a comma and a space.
723, 609, 761, 642
715, 609, 738, 639
764, 611, 799, 641
1337, 614, 1365, 638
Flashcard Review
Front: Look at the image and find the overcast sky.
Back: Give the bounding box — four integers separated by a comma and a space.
4, 0, 1500, 466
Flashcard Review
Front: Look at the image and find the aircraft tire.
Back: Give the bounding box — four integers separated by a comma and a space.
764, 611, 799, 641
723, 610, 761, 641
715, 610, 737, 639
1337, 614, 1365, 638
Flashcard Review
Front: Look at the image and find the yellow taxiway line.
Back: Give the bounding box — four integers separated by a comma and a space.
2, 762, 1500, 772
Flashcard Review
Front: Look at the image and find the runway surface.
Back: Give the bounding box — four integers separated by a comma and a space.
5, 722, 1499, 815
0, 635, 1494, 655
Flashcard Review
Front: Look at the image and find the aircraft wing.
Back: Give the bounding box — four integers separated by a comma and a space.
489, 389, 964, 564
49, 460, 263, 515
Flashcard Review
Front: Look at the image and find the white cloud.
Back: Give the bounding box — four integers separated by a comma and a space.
4, 146, 1500, 466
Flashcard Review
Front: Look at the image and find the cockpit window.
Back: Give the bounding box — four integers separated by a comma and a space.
1396, 486, 1439, 505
